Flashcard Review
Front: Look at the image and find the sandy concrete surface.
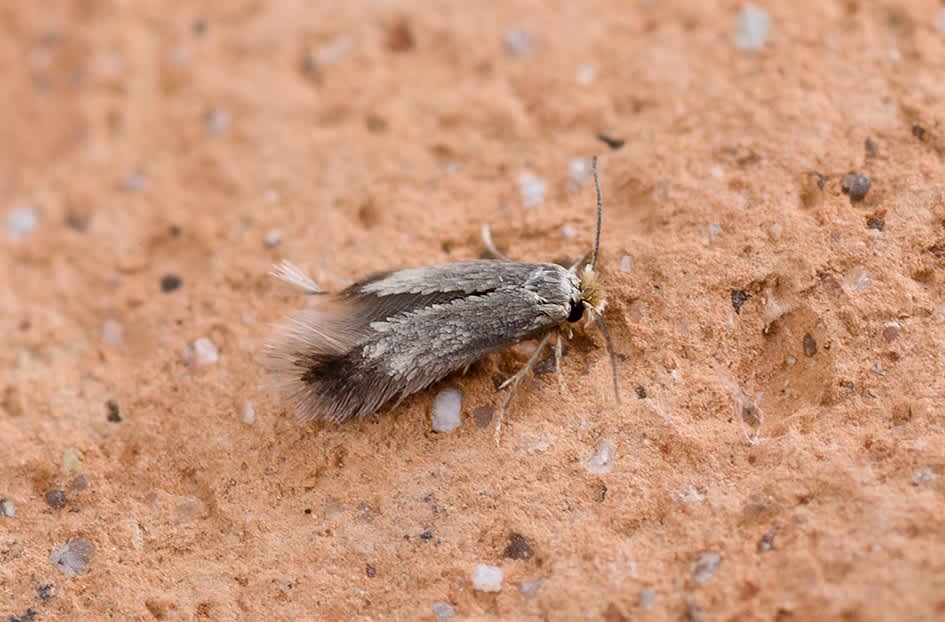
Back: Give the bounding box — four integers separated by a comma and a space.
3, 1, 945, 620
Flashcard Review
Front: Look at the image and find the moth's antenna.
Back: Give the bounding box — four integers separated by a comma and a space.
594, 314, 622, 404
589, 155, 603, 271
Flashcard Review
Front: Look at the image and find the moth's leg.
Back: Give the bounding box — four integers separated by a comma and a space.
554, 329, 570, 397
494, 332, 552, 446
480, 224, 512, 262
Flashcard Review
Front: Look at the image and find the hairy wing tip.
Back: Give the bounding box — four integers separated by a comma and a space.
271, 260, 322, 294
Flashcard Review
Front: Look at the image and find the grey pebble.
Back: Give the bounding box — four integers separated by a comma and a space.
518, 171, 547, 209
50, 537, 95, 576
264, 229, 283, 248
913, 468, 936, 486
638, 587, 657, 610
691, 551, 721, 584
45, 489, 67, 509
0, 497, 15, 517
583, 438, 616, 475
503, 30, 533, 57
520, 577, 543, 599
735, 6, 771, 51
7, 205, 39, 240
431, 388, 462, 432
206, 108, 231, 135
242, 402, 256, 425
841, 171, 871, 202
101, 319, 123, 348
431, 601, 455, 621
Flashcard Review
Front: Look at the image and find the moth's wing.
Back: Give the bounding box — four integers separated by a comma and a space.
264, 260, 575, 423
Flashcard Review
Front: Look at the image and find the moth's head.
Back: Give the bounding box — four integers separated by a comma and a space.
567, 265, 606, 323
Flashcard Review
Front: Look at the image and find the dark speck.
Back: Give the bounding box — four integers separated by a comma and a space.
168, 225, 182, 237
9, 608, 37, 622
841, 171, 871, 202
758, 531, 775, 552
864, 136, 878, 156
596, 133, 625, 150
473, 406, 494, 428
365, 564, 376, 578
635, 386, 647, 399
303, 508, 312, 515
36, 583, 54, 600
106, 399, 122, 423
419, 529, 434, 541
912, 123, 926, 140
160, 274, 182, 293
192, 19, 207, 36
803, 333, 817, 357
45, 489, 67, 509
730, 289, 751, 314
866, 214, 885, 231
502, 532, 534, 560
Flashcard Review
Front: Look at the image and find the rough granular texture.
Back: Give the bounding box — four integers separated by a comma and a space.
2, 2, 944, 620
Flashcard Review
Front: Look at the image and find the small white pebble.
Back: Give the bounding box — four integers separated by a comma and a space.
619, 255, 633, 273
842, 266, 872, 293
0, 498, 15, 518
206, 109, 231, 135
735, 6, 771, 51
50, 537, 95, 576
710, 166, 724, 179
242, 313, 256, 326
316, 35, 352, 66
639, 588, 657, 610
431, 601, 455, 621
691, 551, 721, 584
183, 337, 219, 366
576, 63, 597, 85
674, 486, 705, 505
431, 388, 462, 432
708, 223, 722, 237
561, 225, 576, 239
7, 205, 38, 240
471, 564, 503, 592
913, 468, 936, 486
870, 361, 886, 376
769, 222, 783, 240
583, 438, 616, 475
264, 229, 283, 248
503, 30, 533, 57
122, 173, 147, 192
565, 157, 594, 194
520, 578, 543, 599
519, 171, 547, 209
264, 189, 280, 204
242, 402, 256, 425
101, 319, 123, 348
61, 448, 84, 474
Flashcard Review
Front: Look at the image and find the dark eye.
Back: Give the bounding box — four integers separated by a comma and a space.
567, 301, 585, 323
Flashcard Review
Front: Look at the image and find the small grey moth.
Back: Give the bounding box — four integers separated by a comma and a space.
264, 157, 620, 442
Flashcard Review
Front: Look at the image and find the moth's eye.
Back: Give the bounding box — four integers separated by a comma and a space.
567, 301, 585, 323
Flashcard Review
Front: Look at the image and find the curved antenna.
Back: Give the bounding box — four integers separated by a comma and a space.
589, 155, 603, 271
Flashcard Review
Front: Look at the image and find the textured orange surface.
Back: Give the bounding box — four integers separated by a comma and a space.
3, 2, 945, 620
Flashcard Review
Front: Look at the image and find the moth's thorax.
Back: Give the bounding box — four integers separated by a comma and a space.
579, 266, 606, 313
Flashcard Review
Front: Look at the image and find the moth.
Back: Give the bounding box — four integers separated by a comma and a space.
264, 156, 620, 443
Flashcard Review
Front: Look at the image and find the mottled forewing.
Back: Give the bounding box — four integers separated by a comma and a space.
265, 260, 575, 423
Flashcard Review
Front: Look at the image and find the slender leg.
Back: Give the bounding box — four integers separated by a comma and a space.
494, 332, 552, 446
481, 224, 512, 261
554, 329, 570, 397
